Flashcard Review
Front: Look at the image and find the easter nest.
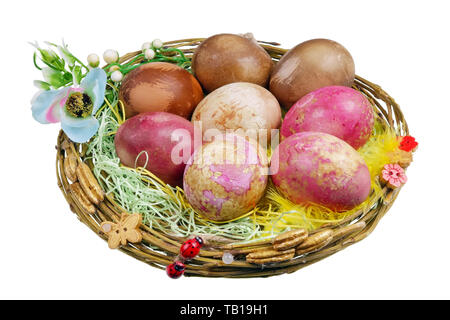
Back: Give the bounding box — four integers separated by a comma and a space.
56, 38, 410, 278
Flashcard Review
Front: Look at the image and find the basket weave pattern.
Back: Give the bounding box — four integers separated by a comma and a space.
56, 38, 408, 278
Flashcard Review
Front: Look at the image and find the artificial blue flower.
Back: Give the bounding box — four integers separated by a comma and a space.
31, 68, 107, 143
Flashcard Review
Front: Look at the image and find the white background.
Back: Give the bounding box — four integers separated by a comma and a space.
1, 0, 449, 300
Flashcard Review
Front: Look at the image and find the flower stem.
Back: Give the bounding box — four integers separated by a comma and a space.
72, 56, 89, 71
33, 52, 42, 71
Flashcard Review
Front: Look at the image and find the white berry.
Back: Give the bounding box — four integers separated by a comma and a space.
222, 252, 234, 264
141, 42, 152, 52
144, 48, 155, 60
111, 70, 123, 82
152, 38, 163, 49
87, 53, 100, 68
103, 49, 119, 64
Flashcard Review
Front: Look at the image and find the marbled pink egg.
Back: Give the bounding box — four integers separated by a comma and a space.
115, 112, 195, 187
183, 134, 268, 221
271, 132, 371, 211
281, 86, 374, 149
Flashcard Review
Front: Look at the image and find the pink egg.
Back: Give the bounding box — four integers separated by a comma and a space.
183, 134, 268, 221
281, 86, 374, 149
115, 112, 195, 187
271, 132, 371, 211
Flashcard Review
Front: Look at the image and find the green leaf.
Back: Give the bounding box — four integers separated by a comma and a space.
38, 48, 58, 64
73, 65, 82, 85
54, 56, 66, 70
43, 41, 66, 69
58, 42, 76, 67
33, 80, 51, 90
63, 71, 73, 81
42, 67, 66, 88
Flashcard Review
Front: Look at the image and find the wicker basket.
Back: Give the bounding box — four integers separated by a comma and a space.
56, 38, 408, 278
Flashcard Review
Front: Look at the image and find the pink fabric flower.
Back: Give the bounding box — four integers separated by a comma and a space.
31, 68, 106, 143
381, 164, 407, 188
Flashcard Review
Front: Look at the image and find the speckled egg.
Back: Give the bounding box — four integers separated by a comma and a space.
183, 134, 268, 221
191, 82, 281, 144
271, 132, 371, 211
281, 86, 374, 149
119, 62, 204, 119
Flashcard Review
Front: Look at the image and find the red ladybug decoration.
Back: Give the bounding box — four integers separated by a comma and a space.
166, 261, 185, 279
180, 236, 204, 259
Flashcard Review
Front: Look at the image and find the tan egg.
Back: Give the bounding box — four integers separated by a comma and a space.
119, 62, 204, 119
192, 33, 273, 92
191, 82, 281, 144
270, 38, 355, 109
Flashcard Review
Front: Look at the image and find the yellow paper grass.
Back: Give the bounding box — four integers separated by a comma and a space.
251, 120, 399, 235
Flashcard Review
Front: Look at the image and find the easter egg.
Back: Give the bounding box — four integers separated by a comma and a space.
270, 38, 355, 109
281, 86, 374, 149
192, 33, 273, 92
183, 134, 268, 221
119, 62, 204, 119
271, 132, 371, 211
115, 112, 195, 187
191, 82, 281, 144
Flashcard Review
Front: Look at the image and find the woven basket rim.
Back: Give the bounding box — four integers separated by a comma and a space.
56, 38, 409, 278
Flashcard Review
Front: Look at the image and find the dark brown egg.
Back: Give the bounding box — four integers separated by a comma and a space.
269, 39, 355, 109
119, 62, 204, 119
192, 33, 273, 92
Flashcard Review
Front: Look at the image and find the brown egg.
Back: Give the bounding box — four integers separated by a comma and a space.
269, 38, 355, 109
192, 33, 273, 92
119, 62, 204, 119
